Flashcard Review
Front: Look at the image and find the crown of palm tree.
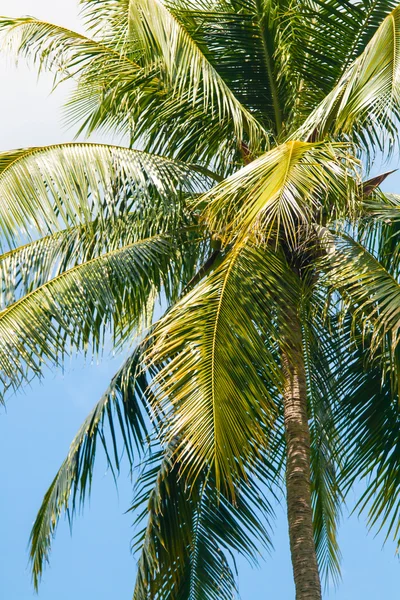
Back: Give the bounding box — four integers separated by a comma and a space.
1, 1, 400, 599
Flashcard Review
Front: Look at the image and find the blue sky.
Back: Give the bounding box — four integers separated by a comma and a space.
0, 1, 399, 598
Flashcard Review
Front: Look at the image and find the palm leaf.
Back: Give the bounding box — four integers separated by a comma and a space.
202, 140, 359, 248
167, 0, 291, 137
148, 240, 298, 493
0, 16, 145, 82
0, 235, 178, 399
30, 344, 152, 589
296, 5, 400, 156
0, 143, 206, 246
364, 191, 400, 222
127, 0, 268, 151
330, 316, 400, 551
0, 16, 256, 171
0, 17, 162, 140
285, 0, 398, 129
79, 0, 132, 49
132, 447, 274, 600
0, 208, 199, 308
321, 231, 400, 359
359, 192, 400, 278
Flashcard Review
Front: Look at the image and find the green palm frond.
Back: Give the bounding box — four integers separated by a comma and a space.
127, 0, 268, 151
359, 192, 400, 278
132, 450, 238, 600
0, 143, 204, 245
202, 141, 359, 248
330, 317, 400, 551
0, 17, 161, 139
321, 232, 400, 360
148, 240, 298, 493
364, 192, 400, 222
30, 345, 152, 590
132, 448, 274, 600
302, 302, 400, 577
285, 0, 398, 129
79, 0, 131, 48
0, 16, 143, 81
0, 209, 198, 308
0, 229, 85, 307
0, 235, 177, 398
347, 375, 400, 549
137, 100, 246, 175
167, 0, 290, 137
296, 5, 400, 156
0, 16, 257, 171
333, 1, 398, 71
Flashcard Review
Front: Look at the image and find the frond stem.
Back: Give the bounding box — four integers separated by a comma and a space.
256, 0, 283, 137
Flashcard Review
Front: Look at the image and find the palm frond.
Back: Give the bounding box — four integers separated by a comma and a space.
0, 235, 177, 399
364, 192, 400, 222
202, 141, 359, 248
148, 240, 298, 493
0, 206, 200, 309
136, 100, 246, 175
0, 143, 205, 246
79, 0, 131, 49
295, 5, 400, 157
330, 317, 400, 552
132, 447, 274, 600
166, 0, 293, 138
0, 16, 144, 81
30, 345, 152, 590
0, 17, 162, 141
0, 16, 259, 172
321, 231, 400, 360
359, 192, 400, 278
0, 229, 85, 308
285, 0, 398, 130
127, 0, 268, 151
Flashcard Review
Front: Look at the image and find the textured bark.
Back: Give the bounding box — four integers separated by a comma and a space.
282, 309, 322, 600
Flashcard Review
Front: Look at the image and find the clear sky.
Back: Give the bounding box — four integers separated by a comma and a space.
0, 2, 399, 599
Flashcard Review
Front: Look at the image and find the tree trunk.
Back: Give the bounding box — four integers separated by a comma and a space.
282, 308, 322, 600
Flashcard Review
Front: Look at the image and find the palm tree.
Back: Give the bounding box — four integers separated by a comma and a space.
1, 1, 400, 598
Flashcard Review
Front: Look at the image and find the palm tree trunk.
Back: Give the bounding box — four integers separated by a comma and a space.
282, 308, 322, 600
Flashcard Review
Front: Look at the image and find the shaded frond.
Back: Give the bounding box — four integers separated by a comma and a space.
365, 192, 400, 222
0, 206, 200, 309
0, 17, 159, 142
127, 0, 268, 150
0, 17, 261, 170
285, 0, 398, 129
167, 0, 292, 138
359, 192, 400, 278
329, 317, 400, 552
321, 232, 400, 359
30, 345, 152, 589
132, 448, 274, 600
